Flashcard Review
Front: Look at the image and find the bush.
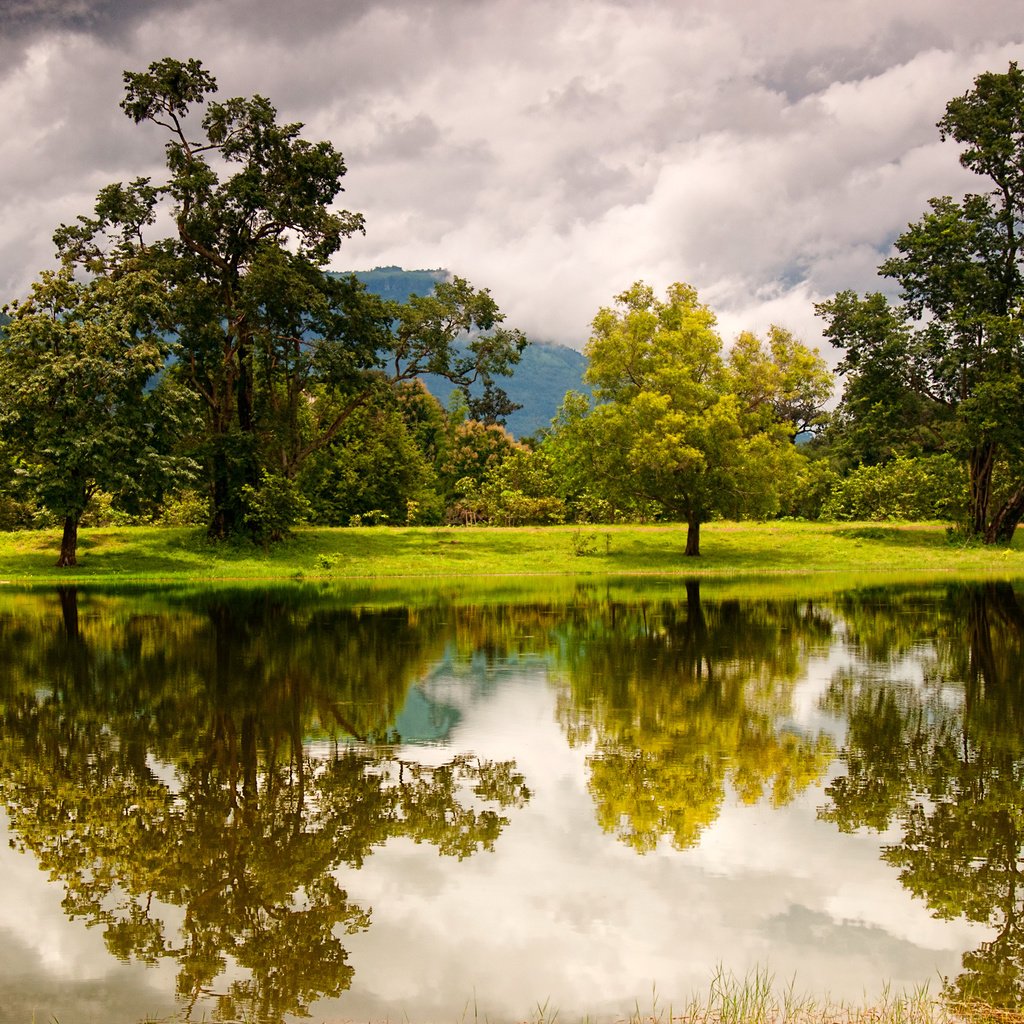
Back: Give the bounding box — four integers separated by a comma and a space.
80, 491, 140, 527
820, 454, 967, 521
0, 492, 39, 531
158, 489, 211, 527
240, 473, 311, 543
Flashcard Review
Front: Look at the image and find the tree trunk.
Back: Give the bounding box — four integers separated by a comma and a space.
56, 515, 79, 567
207, 432, 259, 540
685, 516, 701, 557
984, 482, 1024, 545
968, 442, 996, 538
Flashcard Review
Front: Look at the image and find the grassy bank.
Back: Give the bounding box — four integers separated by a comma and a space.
0, 520, 1021, 583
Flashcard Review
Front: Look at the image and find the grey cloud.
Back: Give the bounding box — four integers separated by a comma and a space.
2, 0, 1024, 351
550, 154, 649, 227
533, 76, 621, 120
365, 114, 444, 162
0, 0, 196, 41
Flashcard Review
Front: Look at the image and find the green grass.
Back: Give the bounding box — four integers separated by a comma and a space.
0, 520, 1021, 583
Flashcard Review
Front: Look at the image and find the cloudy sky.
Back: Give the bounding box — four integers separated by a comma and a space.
1, 1, 1021, 353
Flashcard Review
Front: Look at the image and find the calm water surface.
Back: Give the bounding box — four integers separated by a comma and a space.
0, 577, 1020, 1023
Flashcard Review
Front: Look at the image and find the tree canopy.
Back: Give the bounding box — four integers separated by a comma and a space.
818, 62, 1024, 543
9, 57, 526, 550
546, 282, 825, 554
0, 266, 194, 564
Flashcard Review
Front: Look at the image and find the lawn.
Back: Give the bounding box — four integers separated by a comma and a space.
0, 520, 1020, 583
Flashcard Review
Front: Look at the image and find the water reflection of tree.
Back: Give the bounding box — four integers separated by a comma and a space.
819, 581, 1024, 1007
0, 589, 529, 1023
553, 581, 836, 851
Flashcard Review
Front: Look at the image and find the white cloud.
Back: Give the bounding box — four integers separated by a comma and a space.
1, 0, 1022, 354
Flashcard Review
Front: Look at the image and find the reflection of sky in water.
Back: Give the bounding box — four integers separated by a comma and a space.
0, 631, 994, 1024
315, 659, 987, 1024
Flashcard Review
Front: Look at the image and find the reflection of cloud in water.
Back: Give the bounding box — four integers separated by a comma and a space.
322, 666, 986, 1023
0, 583, 1013, 1022
0, 809, 180, 1022
0, 807, 116, 978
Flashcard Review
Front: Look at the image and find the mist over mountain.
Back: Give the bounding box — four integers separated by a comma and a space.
348, 267, 592, 438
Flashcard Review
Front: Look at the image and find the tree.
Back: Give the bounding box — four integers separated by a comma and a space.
53, 57, 525, 539
727, 325, 833, 440
298, 387, 441, 526
0, 266, 194, 565
818, 63, 1024, 543
549, 282, 806, 555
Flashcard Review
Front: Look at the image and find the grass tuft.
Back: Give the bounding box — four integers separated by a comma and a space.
514, 970, 1024, 1024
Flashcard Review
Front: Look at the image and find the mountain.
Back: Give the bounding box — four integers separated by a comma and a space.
418, 341, 589, 438
351, 265, 448, 303
343, 266, 591, 438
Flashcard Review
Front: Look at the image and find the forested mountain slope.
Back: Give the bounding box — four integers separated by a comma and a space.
348, 267, 591, 437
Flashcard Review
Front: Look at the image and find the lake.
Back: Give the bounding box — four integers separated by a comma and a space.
0, 576, 1020, 1023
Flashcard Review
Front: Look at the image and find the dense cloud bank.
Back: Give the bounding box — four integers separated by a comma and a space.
1, 0, 1021, 351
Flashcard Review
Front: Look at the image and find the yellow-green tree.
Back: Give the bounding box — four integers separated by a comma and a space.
547, 283, 815, 554
727, 325, 833, 440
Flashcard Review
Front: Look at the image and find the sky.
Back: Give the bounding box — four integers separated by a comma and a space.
1, 0, 1021, 355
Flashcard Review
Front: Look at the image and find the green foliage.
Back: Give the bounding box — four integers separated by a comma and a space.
818, 63, 1024, 543
158, 488, 211, 526
240, 471, 311, 543
300, 391, 442, 527
820, 454, 968, 522
44, 58, 526, 542
474, 448, 566, 526
79, 491, 141, 527
0, 265, 196, 564
727, 326, 833, 438
546, 282, 811, 554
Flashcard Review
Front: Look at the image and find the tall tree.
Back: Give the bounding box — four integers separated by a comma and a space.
53, 58, 525, 539
818, 63, 1024, 542
548, 282, 806, 555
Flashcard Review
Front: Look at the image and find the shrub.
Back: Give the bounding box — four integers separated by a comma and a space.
158, 489, 211, 527
240, 473, 310, 543
821, 454, 967, 521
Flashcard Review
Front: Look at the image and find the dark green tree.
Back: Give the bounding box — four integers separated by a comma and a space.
0, 266, 194, 564
818, 64, 1024, 542
51, 57, 525, 539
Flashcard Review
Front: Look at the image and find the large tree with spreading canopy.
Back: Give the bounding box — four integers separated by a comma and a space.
547, 282, 824, 555
31, 57, 525, 541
